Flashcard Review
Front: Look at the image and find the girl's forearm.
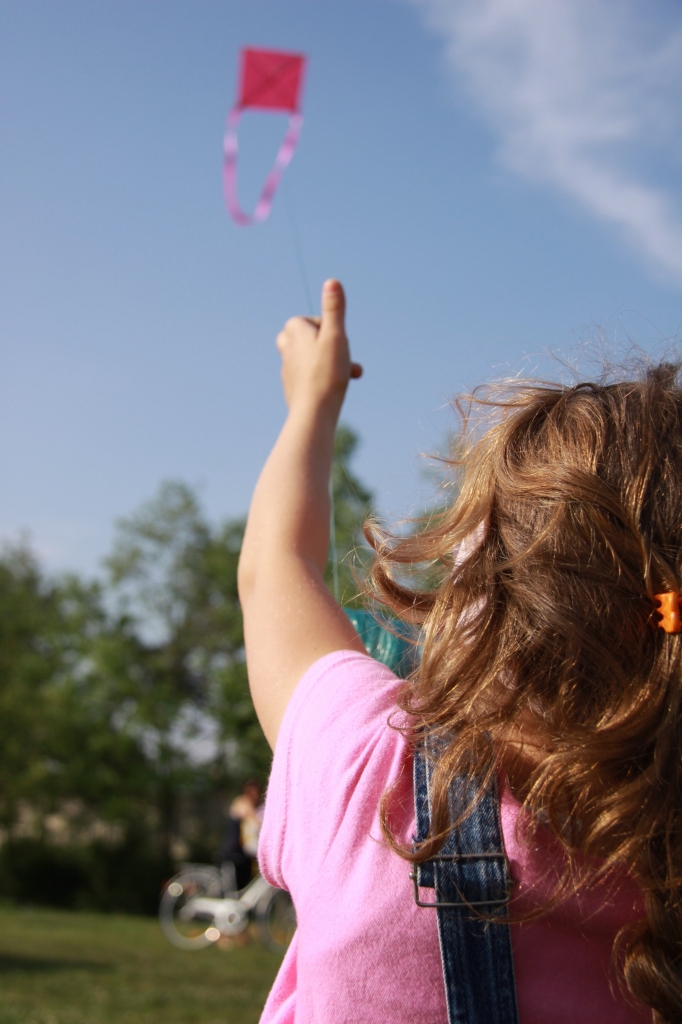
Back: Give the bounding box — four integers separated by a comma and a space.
238, 400, 337, 599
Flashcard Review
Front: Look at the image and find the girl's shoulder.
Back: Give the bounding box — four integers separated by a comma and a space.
259, 649, 409, 888
279, 648, 405, 748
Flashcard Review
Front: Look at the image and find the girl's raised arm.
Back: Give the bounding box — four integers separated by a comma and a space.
237, 280, 366, 748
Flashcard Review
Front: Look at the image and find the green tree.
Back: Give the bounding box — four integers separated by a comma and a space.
0, 544, 74, 828
0, 424, 374, 869
103, 481, 270, 851
0, 545, 151, 832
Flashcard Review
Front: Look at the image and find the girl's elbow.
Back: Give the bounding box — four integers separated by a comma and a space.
237, 552, 256, 605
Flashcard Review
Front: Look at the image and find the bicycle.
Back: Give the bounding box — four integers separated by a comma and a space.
159, 862, 296, 953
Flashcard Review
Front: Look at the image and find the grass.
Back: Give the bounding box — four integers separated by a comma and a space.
0, 905, 283, 1024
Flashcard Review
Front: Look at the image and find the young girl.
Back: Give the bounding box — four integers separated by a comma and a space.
238, 280, 678, 1023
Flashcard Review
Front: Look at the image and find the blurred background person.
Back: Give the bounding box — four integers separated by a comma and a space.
220, 780, 264, 891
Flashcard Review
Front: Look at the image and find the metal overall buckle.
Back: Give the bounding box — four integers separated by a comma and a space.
410, 851, 513, 909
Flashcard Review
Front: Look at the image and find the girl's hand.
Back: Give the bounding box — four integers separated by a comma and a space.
276, 279, 362, 419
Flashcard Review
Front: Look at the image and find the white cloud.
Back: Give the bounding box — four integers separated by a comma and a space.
408, 0, 682, 284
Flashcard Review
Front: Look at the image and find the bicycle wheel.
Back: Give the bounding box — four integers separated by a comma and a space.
255, 886, 296, 952
159, 866, 224, 950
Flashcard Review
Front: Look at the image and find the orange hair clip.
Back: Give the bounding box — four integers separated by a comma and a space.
654, 592, 682, 634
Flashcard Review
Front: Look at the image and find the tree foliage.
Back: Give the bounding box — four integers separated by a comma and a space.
0, 424, 373, 907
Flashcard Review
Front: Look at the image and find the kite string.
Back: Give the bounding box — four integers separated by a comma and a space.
328, 475, 340, 604
283, 190, 340, 604
283, 189, 315, 318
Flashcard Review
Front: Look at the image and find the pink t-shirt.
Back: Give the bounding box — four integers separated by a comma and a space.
259, 651, 650, 1023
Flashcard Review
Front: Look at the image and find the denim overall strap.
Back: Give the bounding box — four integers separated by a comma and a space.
412, 741, 519, 1024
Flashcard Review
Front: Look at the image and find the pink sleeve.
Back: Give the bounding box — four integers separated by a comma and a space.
258, 650, 404, 897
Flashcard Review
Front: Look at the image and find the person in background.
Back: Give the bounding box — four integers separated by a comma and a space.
220, 780, 263, 891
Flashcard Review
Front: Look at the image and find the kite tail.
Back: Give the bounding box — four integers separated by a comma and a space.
223, 107, 304, 226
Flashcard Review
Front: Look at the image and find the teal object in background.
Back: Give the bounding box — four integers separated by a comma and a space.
344, 608, 419, 679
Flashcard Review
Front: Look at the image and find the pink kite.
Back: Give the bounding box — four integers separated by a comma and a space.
223, 48, 308, 226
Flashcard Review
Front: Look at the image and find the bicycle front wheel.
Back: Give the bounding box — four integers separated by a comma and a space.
159, 867, 224, 951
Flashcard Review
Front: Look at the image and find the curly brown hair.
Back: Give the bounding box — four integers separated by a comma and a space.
368, 361, 682, 1022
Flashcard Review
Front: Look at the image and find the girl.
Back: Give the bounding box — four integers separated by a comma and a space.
238, 280, 678, 1022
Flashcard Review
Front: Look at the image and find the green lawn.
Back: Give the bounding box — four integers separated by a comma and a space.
0, 906, 282, 1024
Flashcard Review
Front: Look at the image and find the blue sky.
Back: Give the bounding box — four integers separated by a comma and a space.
1, 0, 682, 575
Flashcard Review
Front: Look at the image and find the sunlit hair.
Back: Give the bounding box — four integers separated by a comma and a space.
367, 360, 682, 1023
